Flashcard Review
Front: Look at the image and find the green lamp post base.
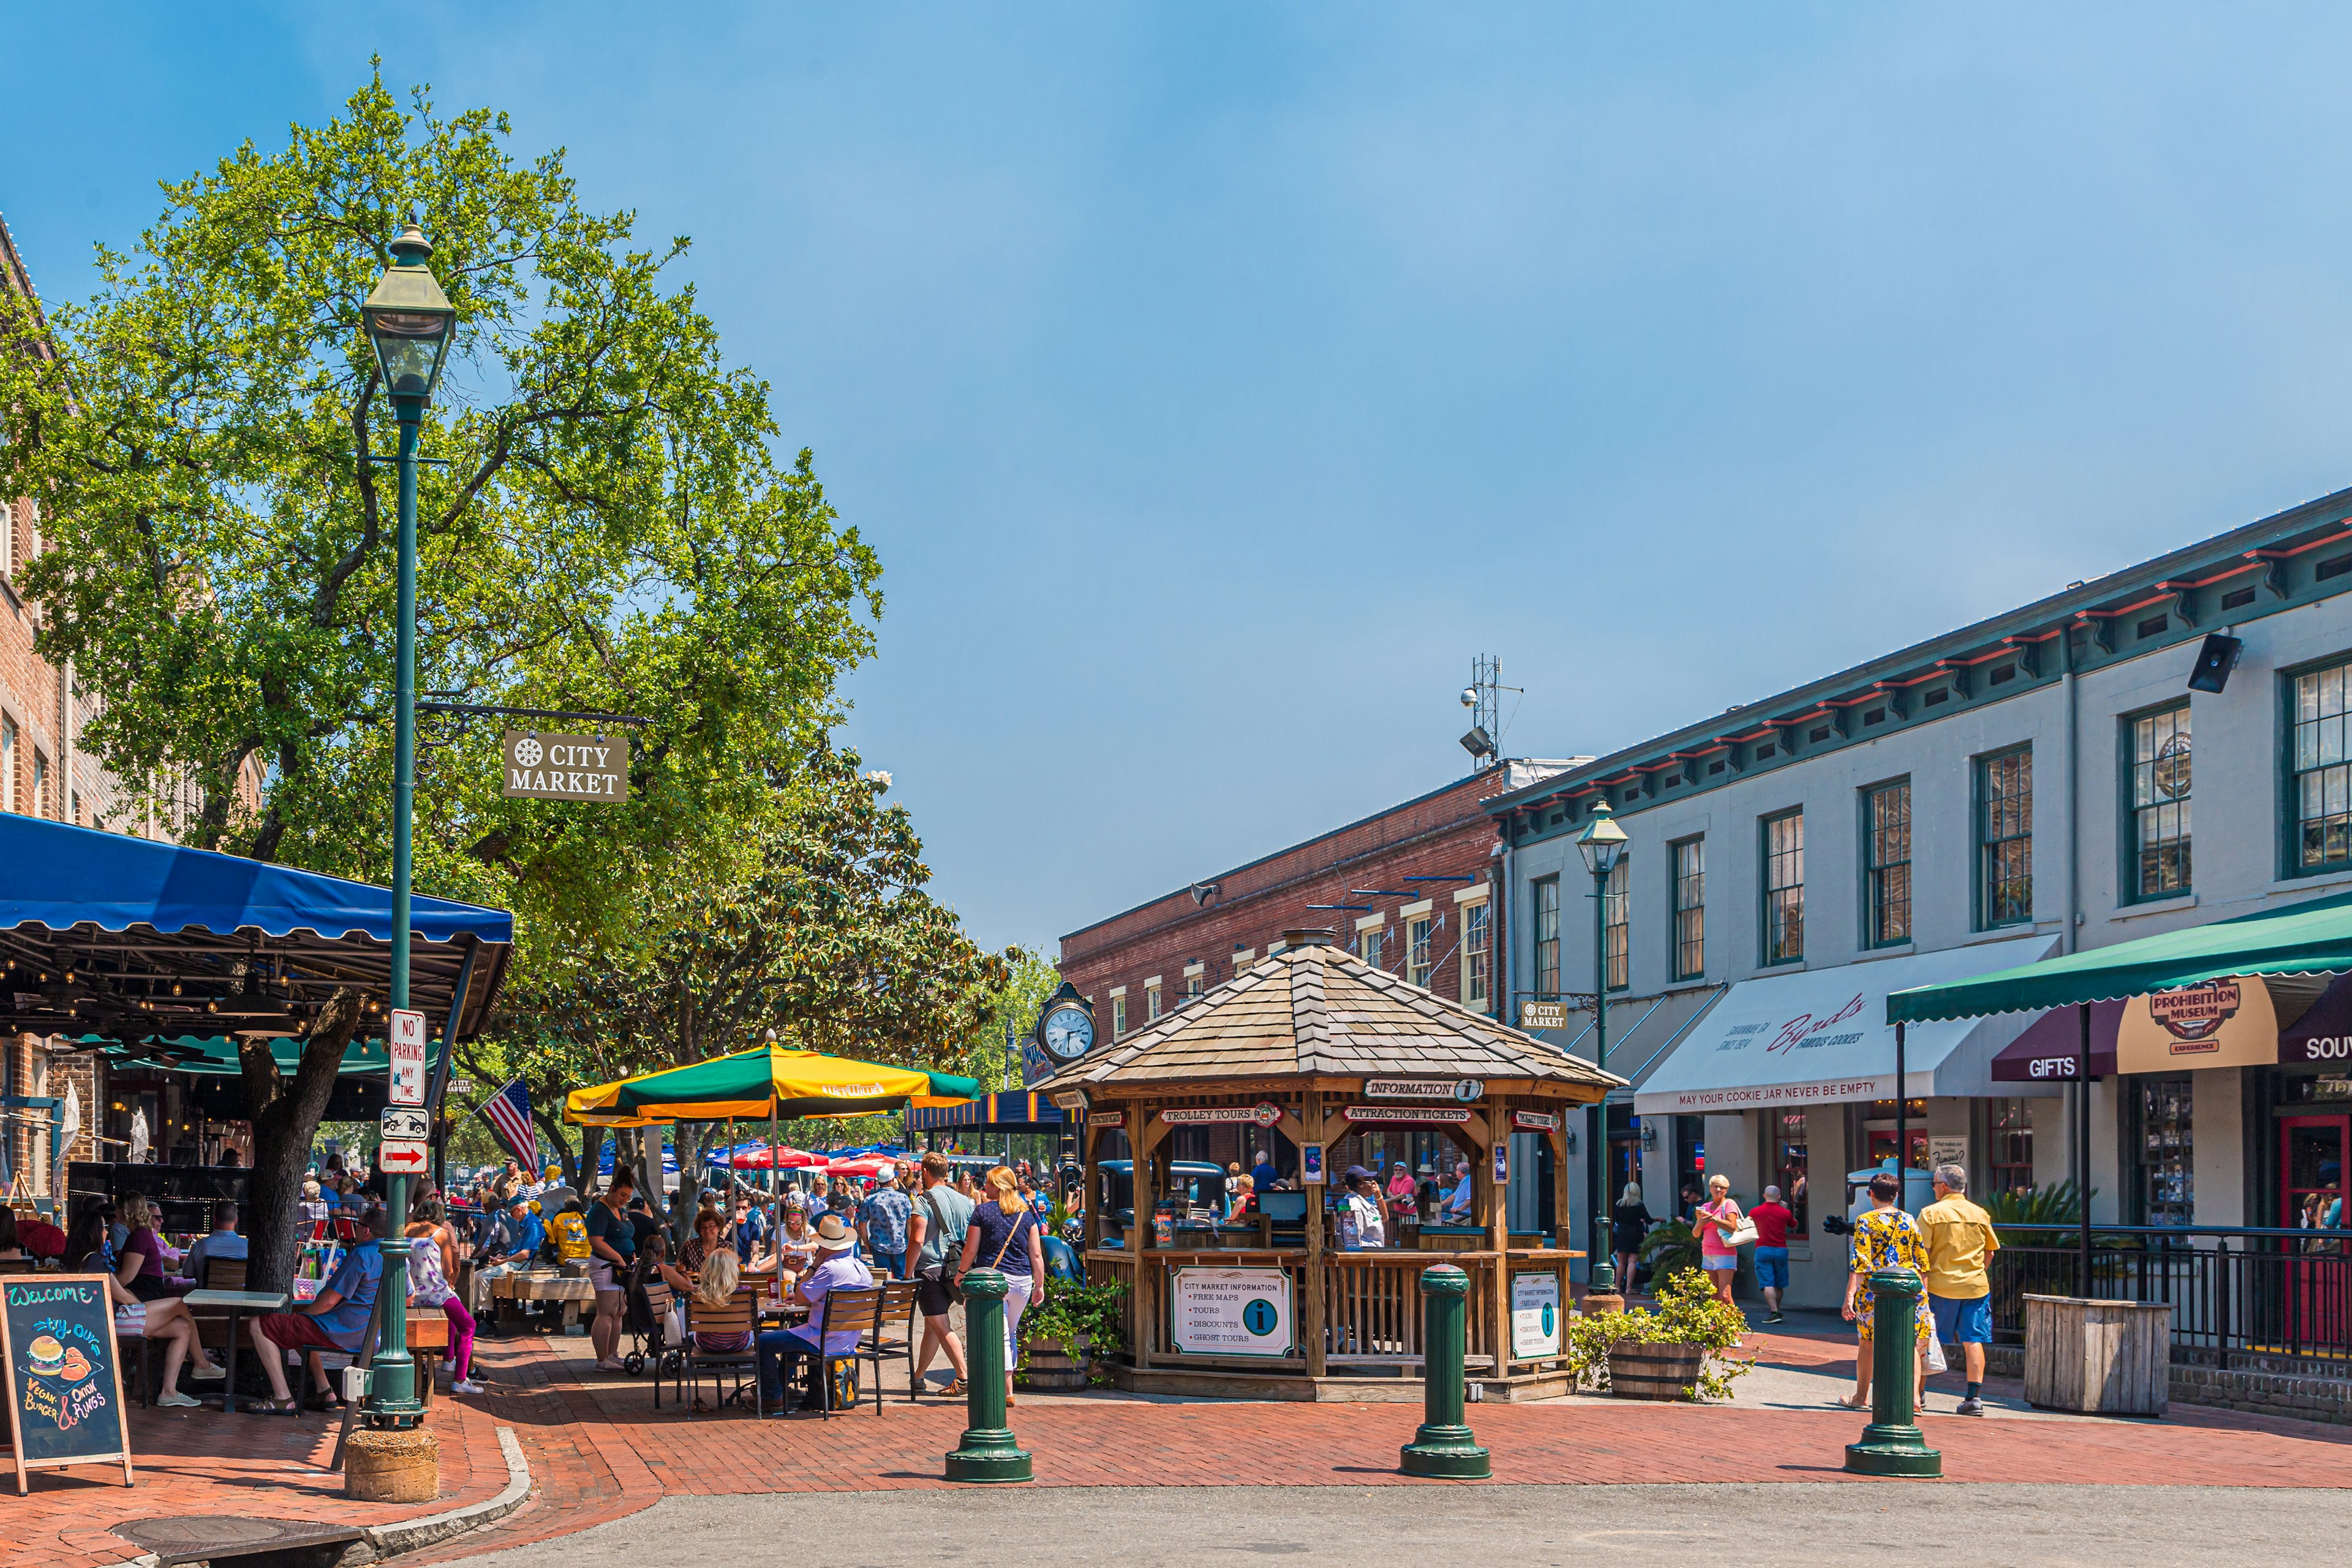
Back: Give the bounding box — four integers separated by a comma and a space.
944, 1428, 1034, 1484
1400, 1425, 1492, 1480
1844, 1423, 1943, 1478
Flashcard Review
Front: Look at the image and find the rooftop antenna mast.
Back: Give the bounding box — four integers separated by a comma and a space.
1458, 654, 1520, 770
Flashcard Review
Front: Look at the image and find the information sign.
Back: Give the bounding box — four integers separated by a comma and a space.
1363, 1077, 1483, 1102
1169, 1267, 1295, 1359
1, 1274, 133, 1493
1511, 1271, 1562, 1360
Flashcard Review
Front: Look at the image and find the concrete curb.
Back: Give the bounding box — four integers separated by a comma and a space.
361, 1425, 533, 1559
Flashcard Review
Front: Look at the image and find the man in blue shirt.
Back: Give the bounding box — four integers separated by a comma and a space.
249, 1202, 387, 1410
756, 1215, 875, 1409
1251, 1150, 1280, 1194
858, 1176, 914, 1280
487, 1198, 545, 1268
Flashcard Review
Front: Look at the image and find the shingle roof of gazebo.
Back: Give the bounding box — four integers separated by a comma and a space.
1035, 938, 1624, 1092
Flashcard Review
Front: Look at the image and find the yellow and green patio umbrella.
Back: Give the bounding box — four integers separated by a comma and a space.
565, 1041, 979, 1126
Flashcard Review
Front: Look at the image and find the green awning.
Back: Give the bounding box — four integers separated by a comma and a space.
1887, 889, 2352, 1025
81, 1033, 447, 1076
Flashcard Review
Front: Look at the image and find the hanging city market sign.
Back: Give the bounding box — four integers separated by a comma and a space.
1161, 1103, 1284, 1128
502, 731, 628, 802
1340, 1105, 1473, 1125
1362, 1077, 1485, 1102
1520, 1000, 1571, 1031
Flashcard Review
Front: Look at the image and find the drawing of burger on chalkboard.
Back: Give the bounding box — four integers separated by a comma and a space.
26, 1335, 66, 1378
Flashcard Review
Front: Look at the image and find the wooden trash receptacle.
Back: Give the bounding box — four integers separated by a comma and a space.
2022, 1295, 2169, 1416
1608, 1341, 1704, 1400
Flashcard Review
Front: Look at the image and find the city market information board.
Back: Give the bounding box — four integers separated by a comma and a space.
1510, 1271, 1562, 1360
1, 1274, 134, 1492
1170, 1267, 1295, 1359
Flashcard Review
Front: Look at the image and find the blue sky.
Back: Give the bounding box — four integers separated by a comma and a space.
9, 5, 2352, 956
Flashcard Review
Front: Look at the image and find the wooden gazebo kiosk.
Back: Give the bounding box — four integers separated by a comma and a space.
1036, 930, 1623, 1401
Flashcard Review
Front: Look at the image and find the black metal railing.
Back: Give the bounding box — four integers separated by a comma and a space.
1989, 1223, 2352, 1372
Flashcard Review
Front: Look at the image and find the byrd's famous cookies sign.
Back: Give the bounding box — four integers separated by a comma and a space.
2119, 977, 2280, 1073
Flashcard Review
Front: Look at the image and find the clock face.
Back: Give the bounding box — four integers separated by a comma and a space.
1041, 1004, 1095, 1060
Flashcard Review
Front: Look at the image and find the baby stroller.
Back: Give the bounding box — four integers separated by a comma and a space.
622, 1260, 682, 1378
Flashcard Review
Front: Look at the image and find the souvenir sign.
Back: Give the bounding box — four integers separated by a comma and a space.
1161, 1104, 1283, 1128
1340, 1105, 1472, 1125
1300, 1143, 1325, 1185
1511, 1272, 1562, 1359
1, 1274, 133, 1493
1170, 1267, 1294, 1358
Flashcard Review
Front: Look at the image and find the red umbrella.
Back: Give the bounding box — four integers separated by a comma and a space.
732, 1143, 823, 1170
824, 1154, 900, 1178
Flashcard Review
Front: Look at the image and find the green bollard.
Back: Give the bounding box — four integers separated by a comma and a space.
1400, 1264, 1491, 1479
1844, 1268, 1942, 1478
944, 1268, 1033, 1483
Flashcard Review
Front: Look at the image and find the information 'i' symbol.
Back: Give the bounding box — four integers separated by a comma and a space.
1243, 1298, 1278, 1336
1541, 1303, 1556, 1335
514, 737, 543, 769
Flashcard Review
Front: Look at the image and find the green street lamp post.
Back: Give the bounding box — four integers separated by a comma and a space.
358, 223, 457, 1426
1575, 802, 1629, 1297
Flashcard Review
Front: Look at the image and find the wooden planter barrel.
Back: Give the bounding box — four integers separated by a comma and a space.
1022, 1335, 1095, 1391
2022, 1295, 2169, 1416
1608, 1341, 1705, 1401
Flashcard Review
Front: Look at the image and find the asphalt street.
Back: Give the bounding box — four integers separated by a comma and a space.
462, 1482, 2345, 1567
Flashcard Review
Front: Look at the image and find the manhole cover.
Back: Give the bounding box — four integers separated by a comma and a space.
114, 1517, 364, 1565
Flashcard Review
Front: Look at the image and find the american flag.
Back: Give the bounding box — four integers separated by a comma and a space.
480, 1078, 539, 1169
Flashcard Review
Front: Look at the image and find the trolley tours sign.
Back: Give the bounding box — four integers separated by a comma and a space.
502, 731, 629, 802
1160, 1103, 1283, 1128
1170, 1267, 1295, 1359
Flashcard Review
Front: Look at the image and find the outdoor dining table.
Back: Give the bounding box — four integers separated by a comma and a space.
182, 1287, 291, 1415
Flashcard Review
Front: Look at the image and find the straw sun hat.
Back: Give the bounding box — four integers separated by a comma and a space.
812, 1215, 856, 1253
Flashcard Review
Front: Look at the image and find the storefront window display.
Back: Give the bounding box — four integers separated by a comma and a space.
2135, 1075, 2193, 1226
1861, 1098, 1929, 1174
1989, 1098, 2035, 1197
1774, 1110, 1809, 1232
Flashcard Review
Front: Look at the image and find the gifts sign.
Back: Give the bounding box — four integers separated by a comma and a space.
1, 1274, 134, 1493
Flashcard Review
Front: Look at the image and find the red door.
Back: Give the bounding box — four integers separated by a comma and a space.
2280, 1115, 2349, 1349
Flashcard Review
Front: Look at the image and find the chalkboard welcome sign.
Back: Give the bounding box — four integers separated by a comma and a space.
1, 1273, 134, 1493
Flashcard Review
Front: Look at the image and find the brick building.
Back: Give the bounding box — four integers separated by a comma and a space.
1058, 758, 1578, 1056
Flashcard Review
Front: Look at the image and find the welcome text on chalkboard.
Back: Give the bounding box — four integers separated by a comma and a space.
1, 1273, 135, 1493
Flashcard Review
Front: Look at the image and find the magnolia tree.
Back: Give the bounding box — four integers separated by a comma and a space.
0, 72, 883, 1291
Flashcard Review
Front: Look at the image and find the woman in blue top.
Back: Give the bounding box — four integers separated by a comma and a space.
958, 1166, 1047, 1406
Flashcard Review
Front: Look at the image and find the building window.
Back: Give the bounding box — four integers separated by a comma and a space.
1989, 1099, 2035, 1197
2128, 703, 2192, 898
1774, 1110, 1809, 1234
1184, 968, 1204, 1000
1762, 810, 1804, 965
2135, 1076, 2193, 1226
1405, 914, 1433, 989
31, 752, 47, 820
1145, 981, 1163, 1023
1532, 876, 1561, 997
1111, 992, 1128, 1038
2291, 657, 2352, 872
1600, 857, 1630, 991
1863, 779, 1912, 948
1978, 747, 2033, 927
1232, 948, 1254, 977
1671, 837, 1704, 980
1461, 899, 1491, 1012
1360, 926, 1385, 971
1, 716, 13, 813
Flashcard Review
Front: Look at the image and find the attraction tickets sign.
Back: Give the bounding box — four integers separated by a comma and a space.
1340, 1105, 1472, 1125
1169, 1267, 1294, 1359
502, 731, 629, 802
2119, 977, 2280, 1073
1161, 1103, 1283, 1128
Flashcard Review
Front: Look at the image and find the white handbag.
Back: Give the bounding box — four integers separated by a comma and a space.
1924, 1327, 1949, 1374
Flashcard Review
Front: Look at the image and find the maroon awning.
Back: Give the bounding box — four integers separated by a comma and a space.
2278, 971, 2352, 1066
1991, 999, 2122, 1082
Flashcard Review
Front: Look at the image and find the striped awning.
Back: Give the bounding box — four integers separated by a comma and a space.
907, 1091, 1066, 1131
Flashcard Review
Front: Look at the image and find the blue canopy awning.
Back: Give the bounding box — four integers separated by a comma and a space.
0, 813, 512, 1047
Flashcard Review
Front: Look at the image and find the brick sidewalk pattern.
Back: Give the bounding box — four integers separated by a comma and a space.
17, 1324, 2352, 1568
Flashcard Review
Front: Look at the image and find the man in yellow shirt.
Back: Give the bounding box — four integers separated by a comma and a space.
1917, 1163, 2000, 1415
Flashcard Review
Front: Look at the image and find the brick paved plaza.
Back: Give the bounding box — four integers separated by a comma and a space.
13, 1324, 2347, 1566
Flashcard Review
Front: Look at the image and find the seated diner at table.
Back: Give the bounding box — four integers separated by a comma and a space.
114, 1194, 192, 1300
247, 1200, 390, 1412
66, 1206, 221, 1405
184, 1202, 248, 1286
756, 1214, 872, 1411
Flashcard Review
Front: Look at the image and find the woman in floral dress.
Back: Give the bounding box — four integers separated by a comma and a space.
1840, 1170, 1929, 1409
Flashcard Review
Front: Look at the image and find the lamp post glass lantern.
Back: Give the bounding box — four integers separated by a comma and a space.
1575, 802, 1628, 1295
358, 222, 456, 1426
